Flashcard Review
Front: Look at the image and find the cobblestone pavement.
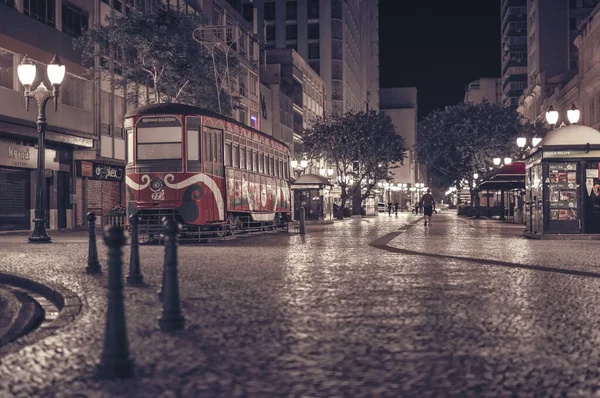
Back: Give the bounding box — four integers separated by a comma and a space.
2, 212, 600, 396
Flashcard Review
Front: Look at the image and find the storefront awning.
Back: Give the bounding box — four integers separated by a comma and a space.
477, 161, 525, 191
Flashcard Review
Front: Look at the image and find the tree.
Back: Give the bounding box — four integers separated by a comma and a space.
303, 110, 406, 217
416, 102, 547, 192
75, 6, 238, 115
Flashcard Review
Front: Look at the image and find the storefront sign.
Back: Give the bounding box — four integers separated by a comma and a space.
0, 142, 60, 171
136, 116, 182, 127
544, 149, 600, 159
79, 161, 93, 177
93, 163, 124, 181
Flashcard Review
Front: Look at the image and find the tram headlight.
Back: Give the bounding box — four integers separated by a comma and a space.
149, 178, 164, 192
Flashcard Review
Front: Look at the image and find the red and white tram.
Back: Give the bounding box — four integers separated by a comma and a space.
124, 103, 291, 238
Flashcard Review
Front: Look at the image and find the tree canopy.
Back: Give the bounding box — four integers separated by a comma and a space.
416, 102, 547, 190
75, 6, 238, 115
303, 110, 406, 215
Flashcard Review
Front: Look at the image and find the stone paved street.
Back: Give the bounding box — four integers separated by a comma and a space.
2, 212, 600, 396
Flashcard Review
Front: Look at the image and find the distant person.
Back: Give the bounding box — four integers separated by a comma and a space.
394, 202, 399, 215
421, 188, 436, 226
387, 202, 392, 216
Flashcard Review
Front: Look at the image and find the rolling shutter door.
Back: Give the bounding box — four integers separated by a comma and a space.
0, 167, 30, 231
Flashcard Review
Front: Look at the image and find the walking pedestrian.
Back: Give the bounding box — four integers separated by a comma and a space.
387, 202, 392, 216
421, 188, 436, 226
394, 202, 399, 215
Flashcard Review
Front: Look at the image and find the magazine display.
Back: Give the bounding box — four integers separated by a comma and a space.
548, 163, 578, 221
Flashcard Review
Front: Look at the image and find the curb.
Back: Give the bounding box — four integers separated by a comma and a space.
0, 272, 82, 330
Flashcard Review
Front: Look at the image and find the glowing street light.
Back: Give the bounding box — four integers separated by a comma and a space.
493, 158, 501, 166
545, 105, 559, 126
567, 104, 580, 124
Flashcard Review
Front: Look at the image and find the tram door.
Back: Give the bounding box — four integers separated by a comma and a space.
203, 126, 224, 221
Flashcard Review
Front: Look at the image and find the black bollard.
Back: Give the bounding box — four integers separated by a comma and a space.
86, 212, 101, 274
158, 218, 185, 332
126, 214, 144, 286
96, 225, 134, 380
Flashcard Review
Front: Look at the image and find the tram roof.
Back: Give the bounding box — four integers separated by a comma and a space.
125, 103, 290, 149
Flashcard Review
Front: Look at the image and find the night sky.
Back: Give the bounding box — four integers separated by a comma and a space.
379, 0, 501, 119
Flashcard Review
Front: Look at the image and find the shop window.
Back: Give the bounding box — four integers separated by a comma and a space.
23, 0, 55, 27
62, 2, 88, 37
0, 50, 14, 90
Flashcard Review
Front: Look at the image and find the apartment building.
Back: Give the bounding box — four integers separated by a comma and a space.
501, 0, 527, 107
464, 78, 503, 105
241, 0, 379, 115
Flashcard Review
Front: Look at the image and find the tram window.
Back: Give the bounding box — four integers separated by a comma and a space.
225, 143, 232, 166
240, 147, 246, 169
259, 153, 264, 173
137, 127, 182, 160
279, 159, 284, 177
187, 129, 200, 161
270, 157, 275, 176
254, 151, 259, 172
214, 132, 220, 162
204, 131, 211, 161
247, 149, 253, 171
284, 160, 288, 179
264, 154, 269, 175
126, 129, 133, 164
233, 145, 239, 168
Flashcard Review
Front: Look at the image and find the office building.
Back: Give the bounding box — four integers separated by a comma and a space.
242, 0, 379, 114
501, 0, 527, 107
464, 78, 503, 105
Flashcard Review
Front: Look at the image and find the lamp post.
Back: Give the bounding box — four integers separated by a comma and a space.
18, 55, 65, 243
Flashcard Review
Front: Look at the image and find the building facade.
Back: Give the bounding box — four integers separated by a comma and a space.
464, 78, 503, 105
0, 0, 260, 231
501, 0, 527, 107
518, 0, 598, 123
379, 87, 419, 206
242, 0, 379, 115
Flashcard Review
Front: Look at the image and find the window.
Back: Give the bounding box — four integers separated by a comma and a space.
242, 3, 253, 22
233, 145, 239, 168
249, 73, 258, 96
187, 129, 200, 161
62, 2, 88, 37
270, 157, 275, 176
286, 43, 297, 52
240, 147, 246, 169
308, 23, 319, 39
127, 129, 133, 164
286, 1, 297, 19
284, 160, 288, 179
308, 0, 318, 18
239, 106, 247, 125
331, 0, 342, 19
264, 2, 275, 20
137, 128, 182, 160
62, 74, 90, 110
205, 129, 213, 161
114, 96, 124, 136
308, 43, 320, 60
0, 50, 13, 90
247, 149, 253, 171
225, 143, 232, 166
23, 0, 55, 27
100, 90, 111, 135
266, 25, 276, 41
114, 0, 122, 12
286, 24, 297, 40
259, 153, 264, 173
253, 150, 259, 171
264, 154, 270, 175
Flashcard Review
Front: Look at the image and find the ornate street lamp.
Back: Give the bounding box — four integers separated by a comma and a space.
473, 173, 479, 180
493, 158, 501, 166
290, 159, 298, 168
18, 55, 65, 243
504, 157, 512, 165
567, 104, 580, 124
516, 136, 527, 148
327, 168, 334, 177
300, 159, 308, 168
545, 105, 559, 126
532, 137, 542, 147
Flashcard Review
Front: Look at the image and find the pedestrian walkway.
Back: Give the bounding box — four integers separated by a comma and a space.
385, 212, 600, 276
3, 212, 600, 396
